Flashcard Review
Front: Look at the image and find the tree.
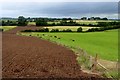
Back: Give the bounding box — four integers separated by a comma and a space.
88, 18, 90, 20
6, 20, 10, 25
18, 16, 27, 26
77, 27, 82, 32
90, 17, 95, 20
68, 18, 72, 20
36, 18, 48, 26
81, 17, 87, 20
94, 17, 101, 20
101, 17, 108, 20
2, 21, 5, 26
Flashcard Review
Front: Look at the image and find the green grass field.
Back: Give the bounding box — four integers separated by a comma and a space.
0, 26, 16, 31
21, 29, 118, 61
28, 22, 36, 25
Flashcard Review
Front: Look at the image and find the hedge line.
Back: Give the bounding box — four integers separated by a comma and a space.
21, 27, 83, 32
86, 25, 120, 32
21, 26, 119, 33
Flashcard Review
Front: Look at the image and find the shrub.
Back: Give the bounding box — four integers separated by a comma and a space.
37, 28, 49, 32
77, 27, 82, 32
0, 29, 3, 32
18, 16, 27, 26
1, 20, 18, 26
97, 22, 120, 27
50, 29, 59, 32
86, 26, 120, 32
86, 28, 95, 32
36, 19, 48, 26
86, 28, 101, 32
45, 28, 49, 32
22, 28, 49, 32
22, 30, 33, 32
62, 29, 72, 32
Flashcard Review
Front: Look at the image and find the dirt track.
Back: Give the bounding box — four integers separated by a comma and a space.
2, 27, 99, 79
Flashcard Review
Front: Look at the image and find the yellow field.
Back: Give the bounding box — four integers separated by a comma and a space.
44, 26, 96, 31
0, 26, 16, 31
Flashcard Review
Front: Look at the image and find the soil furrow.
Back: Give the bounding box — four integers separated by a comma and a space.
2, 27, 98, 78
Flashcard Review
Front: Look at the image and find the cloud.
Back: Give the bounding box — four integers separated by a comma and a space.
1, 2, 118, 19
0, 0, 119, 2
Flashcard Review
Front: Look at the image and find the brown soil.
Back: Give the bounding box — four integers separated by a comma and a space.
2, 26, 101, 79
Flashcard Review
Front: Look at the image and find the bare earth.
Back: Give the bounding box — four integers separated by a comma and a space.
2, 27, 100, 79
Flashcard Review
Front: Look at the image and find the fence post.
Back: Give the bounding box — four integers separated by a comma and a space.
89, 56, 92, 69
91, 54, 98, 73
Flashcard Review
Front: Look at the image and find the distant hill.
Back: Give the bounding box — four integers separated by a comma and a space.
0, 17, 18, 21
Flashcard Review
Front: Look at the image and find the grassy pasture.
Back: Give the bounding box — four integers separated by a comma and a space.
47, 22, 60, 24
0, 26, 16, 31
21, 29, 118, 61
28, 22, 36, 25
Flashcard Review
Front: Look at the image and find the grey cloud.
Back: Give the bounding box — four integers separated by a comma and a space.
1, 2, 118, 18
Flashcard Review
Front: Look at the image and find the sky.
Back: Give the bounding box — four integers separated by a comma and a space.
0, 0, 119, 19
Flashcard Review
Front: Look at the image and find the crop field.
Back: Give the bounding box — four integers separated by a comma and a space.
21, 29, 118, 61
75, 20, 116, 25
29, 20, 116, 26
44, 26, 96, 31
0, 26, 16, 31
75, 20, 115, 22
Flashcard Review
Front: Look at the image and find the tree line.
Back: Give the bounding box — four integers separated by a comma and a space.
81, 17, 108, 20
1, 16, 27, 26
1, 16, 120, 27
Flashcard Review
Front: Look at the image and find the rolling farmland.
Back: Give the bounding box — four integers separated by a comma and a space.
22, 29, 118, 61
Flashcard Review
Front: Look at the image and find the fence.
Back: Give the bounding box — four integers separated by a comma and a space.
74, 47, 118, 79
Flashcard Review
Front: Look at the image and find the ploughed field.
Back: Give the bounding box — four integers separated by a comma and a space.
2, 27, 98, 78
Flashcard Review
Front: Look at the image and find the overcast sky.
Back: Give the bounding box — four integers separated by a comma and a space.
0, 0, 119, 19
